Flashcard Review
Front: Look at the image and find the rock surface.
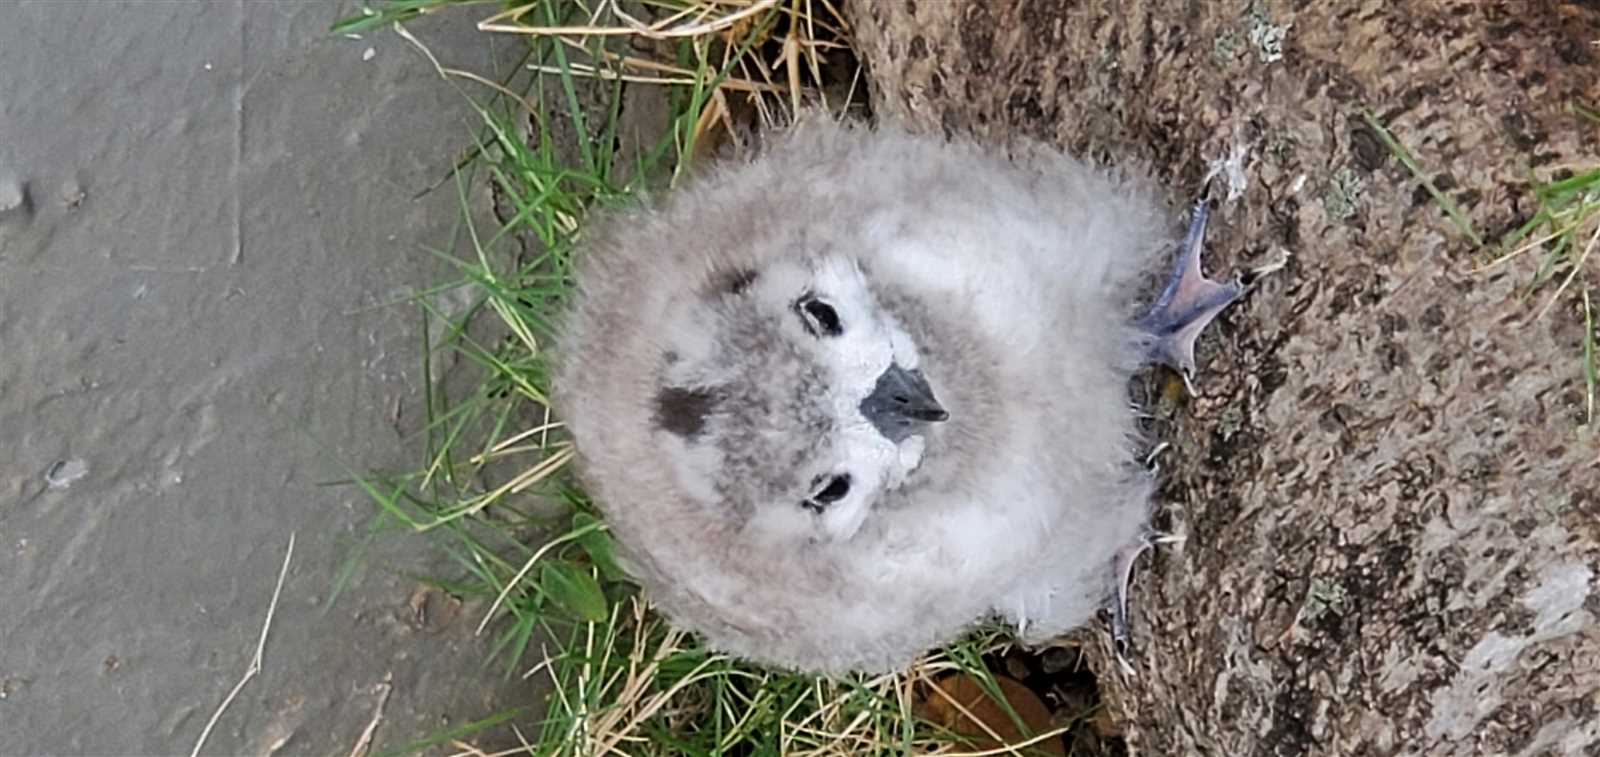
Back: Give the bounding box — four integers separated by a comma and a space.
847, 1, 1600, 754
0, 3, 538, 753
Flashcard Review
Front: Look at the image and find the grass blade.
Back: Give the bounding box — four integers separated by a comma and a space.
1361, 109, 1484, 247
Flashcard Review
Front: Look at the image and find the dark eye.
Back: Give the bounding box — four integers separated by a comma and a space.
795, 294, 843, 337
805, 473, 852, 512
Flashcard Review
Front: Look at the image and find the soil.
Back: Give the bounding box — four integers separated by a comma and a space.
1, 3, 543, 754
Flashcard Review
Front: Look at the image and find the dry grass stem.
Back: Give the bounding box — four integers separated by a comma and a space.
421, 444, 575, 531
445, 746, 533, 757
596, 653, 725, 754
477, 517, 603, 635
451, 739, 491, 757
527, 58, 782, 93
481, 0, 780, 40
1536, 216, 1600, 320
467, 421, 567, 466
347, 672, 394, 757
1472, 216, 1591, 273
189, 533, 296, 757
549, 35, 786, 93
391, 21, 541, 115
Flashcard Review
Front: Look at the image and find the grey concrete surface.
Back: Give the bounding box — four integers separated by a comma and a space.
1, 2, 540, 754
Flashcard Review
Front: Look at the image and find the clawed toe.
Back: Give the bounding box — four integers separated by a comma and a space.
1142, 441, 1171, 474
1109, 528, 1186, 674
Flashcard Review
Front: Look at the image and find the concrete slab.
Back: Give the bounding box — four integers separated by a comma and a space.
0, 2, 539, 753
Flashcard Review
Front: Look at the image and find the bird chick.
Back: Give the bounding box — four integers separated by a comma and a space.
554, 116, 1263, 675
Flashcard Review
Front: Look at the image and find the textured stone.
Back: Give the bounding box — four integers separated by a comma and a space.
847, 1, 1600, 754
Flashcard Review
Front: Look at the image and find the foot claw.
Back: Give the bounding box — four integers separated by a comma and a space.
1241, 251, 1290, 289
1109, 529, 1185, 672
1142, 441, 1170, 474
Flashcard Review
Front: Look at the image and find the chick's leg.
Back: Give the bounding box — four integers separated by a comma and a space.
1109, 529, 1183, 672
1116, 198, 1282, 670
1137, 201, 1284, 394
1108, 445, 1183, 673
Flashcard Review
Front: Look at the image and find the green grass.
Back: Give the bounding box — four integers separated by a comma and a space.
1363, 108, 1600, 424
331, 2, 1081, 754
1360, 110, 1483, 246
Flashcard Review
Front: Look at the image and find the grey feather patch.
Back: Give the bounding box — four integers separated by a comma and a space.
715, 268, 759, 296
654, 385, 719, 438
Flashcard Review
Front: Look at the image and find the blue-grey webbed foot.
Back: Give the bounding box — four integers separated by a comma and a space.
1137, 200, 1285, 395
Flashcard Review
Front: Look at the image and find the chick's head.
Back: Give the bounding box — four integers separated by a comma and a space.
652, 252, 947, 547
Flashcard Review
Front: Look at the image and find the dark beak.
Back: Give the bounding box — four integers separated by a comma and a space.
859, 363, 948, 443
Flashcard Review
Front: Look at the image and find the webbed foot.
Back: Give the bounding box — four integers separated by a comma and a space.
1138, 200, 1285, 395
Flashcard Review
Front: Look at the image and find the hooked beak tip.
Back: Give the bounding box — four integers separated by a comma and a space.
860, 363, 948, 442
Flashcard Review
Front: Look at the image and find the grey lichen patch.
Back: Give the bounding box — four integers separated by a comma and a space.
1540, 493, 1576, 520
1322, 168, 1367, 221
1097, 45, 1120, 73
1302, 577, 1350, 624
1216, 404, 1245, 442
1212, 29, 1242, 66
1245, 2, 1291, 64
1515, 713, 1600, 756
1265, 131, 1297, 164
1205, 140, 1253, 203
1425, 558, 1594, 741
1214, 4, 1289, 67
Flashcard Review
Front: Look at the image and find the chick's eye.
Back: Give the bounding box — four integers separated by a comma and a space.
796, 294, 843, 337
801, 474, 851, 513
818, 474, 852, 502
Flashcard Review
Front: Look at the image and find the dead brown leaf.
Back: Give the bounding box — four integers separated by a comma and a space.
915, 673, 1066, 756
406, 585, 464, 632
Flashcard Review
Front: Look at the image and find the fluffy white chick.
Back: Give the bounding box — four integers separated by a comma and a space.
554, 115, 1259, 675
